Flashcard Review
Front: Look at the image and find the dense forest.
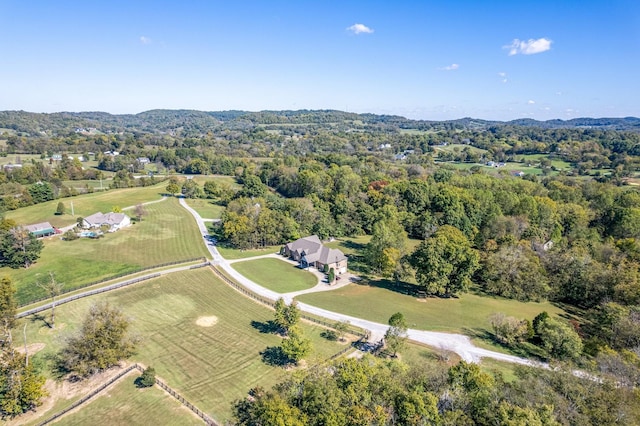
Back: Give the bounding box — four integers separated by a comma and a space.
2, 109, 640, 424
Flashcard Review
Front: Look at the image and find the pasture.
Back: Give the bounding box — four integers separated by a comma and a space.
231, 257, 318, 293
5, 182, 167, 228
53, 374, 203, 426
184, 198, 225, 219
216, 245, 282, 260
5, 197, 210, 305
296, 282, 564, 337
19, 268, 348, 423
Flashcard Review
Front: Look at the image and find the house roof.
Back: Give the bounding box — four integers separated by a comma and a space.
84, 212, 129, 227
286, 235, 346, 264
24, 222, 54, 234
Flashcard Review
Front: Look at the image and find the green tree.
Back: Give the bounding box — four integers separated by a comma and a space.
0, 276, 17, 345
328, 267, 335, 284
482, 243, 550, 301
365, 216, 408, 277
58, 301, 139, 378
409, 225, 480, 297
55, 201, 66, 215
0, 347, 47, 418
273, 298, 299, 335
333, 320, 350, 342
166, 182, 180, 196
280, 325, 312, 364
181, 179, 203, 198
203, 180, 220, 198
537, 317, 583, 360
384, 312, 408, 357
489, 313, 531, 347
39, 272, 63, 329
0, 227, 44, 269
135, 366, 156, 388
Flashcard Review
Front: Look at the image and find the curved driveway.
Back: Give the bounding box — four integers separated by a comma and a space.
179, 197, 545, 366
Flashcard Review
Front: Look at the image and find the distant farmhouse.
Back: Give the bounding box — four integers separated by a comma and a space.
82, 212, 131, 232
24, 222, 56, 238
283, 235, 347, 274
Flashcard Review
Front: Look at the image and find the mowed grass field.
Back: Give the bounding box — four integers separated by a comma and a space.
54, 374, 203, 426
296, 282, 564, 337
184, 198, 225, 219
5, 182, 167, 228
231, 257, 318, 293
20, 268, 348, 423
6, 197, 210, 305
217, 245, 282, 260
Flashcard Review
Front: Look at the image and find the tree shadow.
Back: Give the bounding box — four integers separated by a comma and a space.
320, 330, 337, 341
260, 346, 290, 367
251, 320, 279, 334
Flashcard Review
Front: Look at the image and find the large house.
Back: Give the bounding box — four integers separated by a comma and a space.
82, 212, 131, 232
283, 235, 348, 274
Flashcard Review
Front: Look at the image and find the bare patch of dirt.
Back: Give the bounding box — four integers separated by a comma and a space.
14, 342, 46, 355
5, 363, 133, 426
196, 316, 218, 327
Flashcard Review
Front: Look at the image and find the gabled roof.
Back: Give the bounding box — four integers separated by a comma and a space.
84, 212, 129, 227
285, 235, 322, 254
286, 235, 346, 264
24, 222, 54, 233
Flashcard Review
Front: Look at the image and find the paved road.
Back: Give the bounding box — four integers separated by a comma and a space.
178, 198, 546, 365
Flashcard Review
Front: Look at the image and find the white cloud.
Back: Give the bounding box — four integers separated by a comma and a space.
347, 23, 374, 35
528, 100, 536, 104
505, 38, 552, 55
440, 63, 459, 71
498, 72, 508, 83
140, 36, 152, 45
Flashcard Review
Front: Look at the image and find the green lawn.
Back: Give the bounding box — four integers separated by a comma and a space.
217, 245, 282, 260
191, 174, 241, 190
19, 268, 348, 423
184, 198, 225, 219
5, 182, 167, 228
5, 197, 210, 305
231, 258, 318, 293
54, 373, 203, 426
296, 282, 565, 337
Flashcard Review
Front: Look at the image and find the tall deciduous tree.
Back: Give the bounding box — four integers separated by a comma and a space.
365, 216, 408, 277
409, 225, 479, 297
0, 348, 47, 418
537, 317, 583, 360
58, 302, 139, 378
384, 312, 408, 357
0, 228, 44, 269
280, 325, 312, 364
39, 272, 63, 329
482, 243, 550, 302
0, 276, 17, 345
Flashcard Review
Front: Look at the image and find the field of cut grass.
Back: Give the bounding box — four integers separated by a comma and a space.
5, 197, 210, 305
191, 174, 241, 190
19, 268, 348, 423
217, 245, 282, 260
296, 282, 565, 337
5, 182, 167, 228
54, 373, 203, 426
184, 198, 225, 219
231, 257, 318, 293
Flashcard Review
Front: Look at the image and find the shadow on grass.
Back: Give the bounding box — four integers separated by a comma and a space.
260, 346, 290, 367
251, 320, 279, 334
320, 330, 337, 341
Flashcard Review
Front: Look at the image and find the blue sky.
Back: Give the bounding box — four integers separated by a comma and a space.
1, 0, 639, 120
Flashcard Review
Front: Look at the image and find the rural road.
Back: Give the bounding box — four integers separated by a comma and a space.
179, 198, 545, 366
